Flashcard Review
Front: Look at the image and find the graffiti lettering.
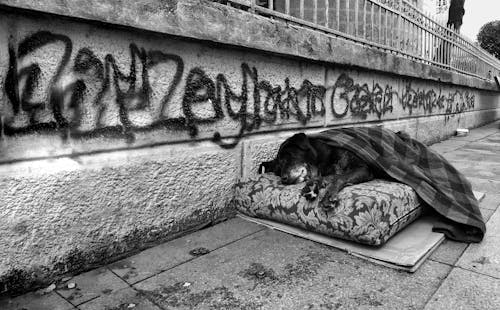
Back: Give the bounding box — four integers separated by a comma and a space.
5, 32, 73, 136
400, 82, 446, 115
400, 81, 475, 123
444, 90, 475, 123
330, 73, 394, 119
1, 31, 476, 148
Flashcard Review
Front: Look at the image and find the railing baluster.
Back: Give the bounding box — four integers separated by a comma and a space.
418, 23, 422, 57
410, 20, 414, 56
412, 16, 416, 56
336, 0, 340, 30
391, 4, 394, 47
453, 31, 458, 70
448, 27, 452, 68
385, 8, 389, 47
300, 0, 304, 19
325, 0, 329, 28
313, 0, 318, 24
371, 1, 374, 41
381, 4, 385, 46
285, 0, 290, 15
400, 8, 404, 53
463, 41, 466, 72
377, 6, 382, 43
457, 37, 461, 71
437, 28, 443, 65
449, 27, 453, 68
425, 18, 429, 62
355, 0, 359, 37
345, 0, 351, 34
403, 9, 410, 54
363, 0, 368, 39
397, 0, 401, 50
440, 31, 444, 65
463, 44, 467, 72
445, 26, 449, 67
411, 18, 414, 56
422, 15, 425, 60
416, 13, 422, 57
428, 14, 432, 62
391, 11, 395, 48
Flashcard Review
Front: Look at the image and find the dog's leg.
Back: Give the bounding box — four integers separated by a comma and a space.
320, 166, 374, 210
301, 177, 326, 201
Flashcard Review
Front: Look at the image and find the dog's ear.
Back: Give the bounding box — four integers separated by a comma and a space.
259, 159, 279, 175
286, 133, 318, 163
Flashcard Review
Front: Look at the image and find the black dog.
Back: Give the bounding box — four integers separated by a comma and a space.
259, 133, 376, 208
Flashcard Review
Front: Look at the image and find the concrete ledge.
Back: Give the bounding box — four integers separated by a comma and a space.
0, 0, 498, 92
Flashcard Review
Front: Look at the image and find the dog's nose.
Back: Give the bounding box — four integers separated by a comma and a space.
298, 166, 307, 176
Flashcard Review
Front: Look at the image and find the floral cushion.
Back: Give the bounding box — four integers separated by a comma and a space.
232, 174, 424, 246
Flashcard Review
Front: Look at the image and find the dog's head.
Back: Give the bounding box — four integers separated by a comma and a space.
274, 133, 319, 184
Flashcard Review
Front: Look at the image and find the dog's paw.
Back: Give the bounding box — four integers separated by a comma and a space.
321, 196, 339, 210
320, 188, 341, 210
301, 180, 320, 201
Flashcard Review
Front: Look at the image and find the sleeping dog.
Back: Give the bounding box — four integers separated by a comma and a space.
259, 133, 376, 208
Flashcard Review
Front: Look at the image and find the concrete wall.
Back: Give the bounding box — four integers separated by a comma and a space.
0, 0, 499, 294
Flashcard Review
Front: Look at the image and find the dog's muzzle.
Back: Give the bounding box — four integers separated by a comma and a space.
281, 165, 309, 184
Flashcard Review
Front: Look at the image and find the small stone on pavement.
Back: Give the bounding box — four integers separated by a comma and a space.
45, 284, 56, 293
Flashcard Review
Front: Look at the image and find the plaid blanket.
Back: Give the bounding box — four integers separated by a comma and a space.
312, 127, 485, 243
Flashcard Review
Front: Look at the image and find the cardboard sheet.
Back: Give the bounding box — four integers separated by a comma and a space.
473, 191, 485, 202
238, 191, 485, 272
238, 213, 445, 272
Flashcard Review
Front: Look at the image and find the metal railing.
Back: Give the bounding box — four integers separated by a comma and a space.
213, 0, 500, 81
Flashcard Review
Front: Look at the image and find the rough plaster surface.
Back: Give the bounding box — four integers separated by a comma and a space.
0, 2, 499, 295
0, 143, 239, 293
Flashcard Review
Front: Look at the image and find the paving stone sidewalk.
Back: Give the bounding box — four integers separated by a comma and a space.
2, 121, 499, 310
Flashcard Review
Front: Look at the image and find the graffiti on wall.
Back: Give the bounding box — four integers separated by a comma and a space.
400, 81, 475, 118
329, 73, 395, 119
1, 31, 475, 148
